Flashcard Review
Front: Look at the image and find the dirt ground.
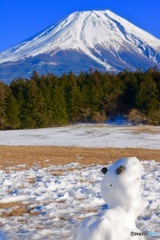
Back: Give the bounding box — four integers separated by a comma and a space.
0, 146, 159, 170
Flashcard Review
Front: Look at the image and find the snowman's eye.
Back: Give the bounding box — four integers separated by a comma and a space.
101, 167, 108, 174
116, 165, 125, 175
110, 184, 112, 187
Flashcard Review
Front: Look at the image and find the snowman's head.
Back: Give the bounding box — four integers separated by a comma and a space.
101, 157, 145, 217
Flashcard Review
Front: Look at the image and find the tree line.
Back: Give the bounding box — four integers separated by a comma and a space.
0, 67, 160, 130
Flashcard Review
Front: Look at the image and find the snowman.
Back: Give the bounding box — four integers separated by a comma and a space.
76, 157, 146, 240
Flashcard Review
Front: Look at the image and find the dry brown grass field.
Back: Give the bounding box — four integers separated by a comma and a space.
0, 145, 159, 171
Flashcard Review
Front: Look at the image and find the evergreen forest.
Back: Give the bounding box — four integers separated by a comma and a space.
0, 67, 160, 130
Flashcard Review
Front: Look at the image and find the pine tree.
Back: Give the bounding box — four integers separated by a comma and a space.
67, 85, 82, 122
5, 88, 20, 129
52, 86, 68, 126
10, 78, 27, 128
0, 82, 7, 129
38, 75, 54, 127
136, 73, 159, 115
25, 79, 49, 128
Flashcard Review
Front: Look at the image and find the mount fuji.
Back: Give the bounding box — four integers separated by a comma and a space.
0, 10, 160, 83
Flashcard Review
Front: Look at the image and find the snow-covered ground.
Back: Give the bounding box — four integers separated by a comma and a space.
0, 124, 159, 239
0, 161, 159, 240
0, 124, 160, 149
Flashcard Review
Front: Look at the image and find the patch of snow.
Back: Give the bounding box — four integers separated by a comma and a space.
0, 124, 159, 149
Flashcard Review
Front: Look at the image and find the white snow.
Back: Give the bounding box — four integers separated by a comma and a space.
0, 161, 159, 240
0, 125, 159, 239
0, 10, 160, 69
0, 124, 159, 149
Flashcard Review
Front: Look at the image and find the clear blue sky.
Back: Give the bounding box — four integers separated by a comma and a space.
0, 0, 160, 52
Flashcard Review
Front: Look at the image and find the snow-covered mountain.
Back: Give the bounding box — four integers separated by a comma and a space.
0, 10, 160, 83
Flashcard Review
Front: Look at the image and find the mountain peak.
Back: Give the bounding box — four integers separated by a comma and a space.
0, 10, 160, 83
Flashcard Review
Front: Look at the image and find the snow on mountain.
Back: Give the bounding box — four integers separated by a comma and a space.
0, 10, 160, 83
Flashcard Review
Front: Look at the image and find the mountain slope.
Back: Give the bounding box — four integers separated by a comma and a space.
0, 10, 160, 83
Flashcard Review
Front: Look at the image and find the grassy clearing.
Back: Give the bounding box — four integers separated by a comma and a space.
0, 146, 159, 171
